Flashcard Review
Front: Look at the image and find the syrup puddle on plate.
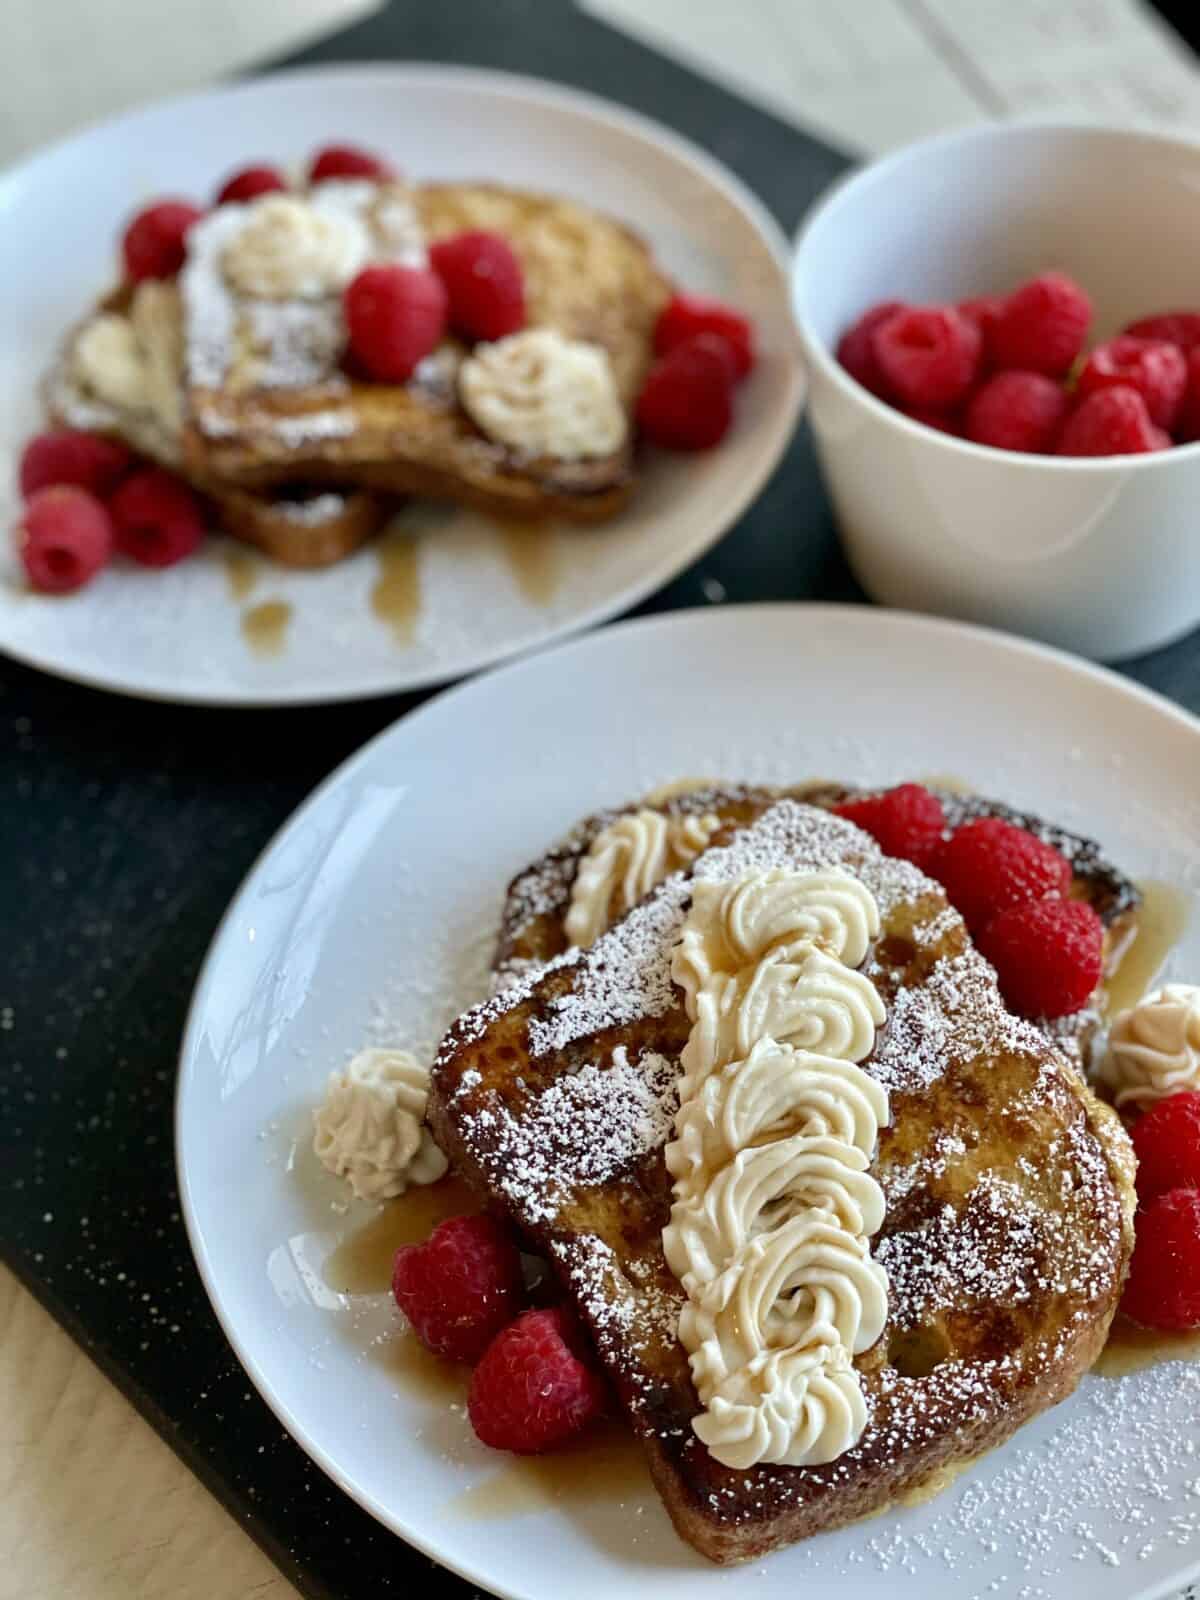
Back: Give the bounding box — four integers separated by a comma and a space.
493, 518, 561, 606
322, 1174, 480, 1296
1102, 878, 1190, 1019
221, 545, 261, 601
241, 599, 292, 656
446, 1418, 650, 1521
371, 528, 422, 644
1095, 1316, 1200, 1378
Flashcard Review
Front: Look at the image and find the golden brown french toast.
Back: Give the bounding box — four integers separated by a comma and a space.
44, 284, 394, 568
430, 798, 1135, 1563
178, 182, 671, 521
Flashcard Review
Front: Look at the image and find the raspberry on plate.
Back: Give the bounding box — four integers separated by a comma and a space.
1122, 311, 1200, 353
19, 429, 131, 499
122, 200, 204, 282
833, 783, 946, 869
309, 143, 394, 184
429, 230, 526, 342
989, 271, 1091, 378
1077, 336, 1187, 430
468, 1306, 607, 1453
870, 306, 982, 410
17, 486, 113, 594
344, 264, 448, 383
392, 1213, 525, 1364
636, 333, 735, 450
835, 301, 905, 400
965, 370, 1070, 454
932, 816, 1072, 932
108, 468, 206, 567
956, 294, 1005, 357
975, 897, 1103, 1019
215, 164, 288, 205
1057, 387, 1171, 457
1121, 1186, 1200, 1330
1131, 1091, 1200, 1200
1175, 347, 1200, 443
654, 293, 756, 379
902, 406, 964, 437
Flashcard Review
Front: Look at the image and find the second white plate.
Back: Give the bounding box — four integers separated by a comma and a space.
0, 64, 801, 705
178, 604, 1200, 1600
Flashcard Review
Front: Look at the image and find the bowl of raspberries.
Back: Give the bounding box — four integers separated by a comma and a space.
791, 123, 1200, 661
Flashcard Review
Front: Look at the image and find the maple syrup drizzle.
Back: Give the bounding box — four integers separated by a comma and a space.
493, 518, 560, 606
445, 1419, 649, 1520
322, 1174, 479, 1296
1101, 879, 1190, 1020
221, 544, 261, 601
241, 599, 291, 656
1094, 1318, 1200, 1378
371, 529, 421, 643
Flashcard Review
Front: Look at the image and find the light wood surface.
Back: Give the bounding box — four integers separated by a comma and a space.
0, 1263, 294, 1600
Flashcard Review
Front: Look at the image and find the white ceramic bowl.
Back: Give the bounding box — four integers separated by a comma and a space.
792, 123, 1200, 661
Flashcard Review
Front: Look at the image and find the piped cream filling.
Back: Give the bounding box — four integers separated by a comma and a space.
662, 868, 890, 1470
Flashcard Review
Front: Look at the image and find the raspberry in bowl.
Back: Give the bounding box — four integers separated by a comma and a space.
791, 124, 1200, 660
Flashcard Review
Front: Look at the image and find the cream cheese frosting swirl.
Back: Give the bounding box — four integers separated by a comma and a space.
565, 808, 722, 948
662, 868, 890, 1470
1100, 983, 1200, 1111
313, 1048, 447, 1202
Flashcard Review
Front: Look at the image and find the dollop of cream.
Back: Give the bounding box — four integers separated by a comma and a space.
71, 282, 184, 436
565, 808, 721, 948
662, 868, 890, 1470
222, 194, 370, 299
458, 328, 627, 460
1100, 983, 1200, 1111
312, 1049, 447, 1202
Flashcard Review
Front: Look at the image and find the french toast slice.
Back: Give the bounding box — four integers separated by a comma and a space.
44, 285, 394, 568
430, 798, 1136, 1563
177, 182, 671, 521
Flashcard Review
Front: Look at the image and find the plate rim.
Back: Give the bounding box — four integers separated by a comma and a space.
177, 600, 1200, 1599
0, 60, 804, 708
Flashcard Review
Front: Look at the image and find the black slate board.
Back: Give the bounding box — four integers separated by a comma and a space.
4, 3, 1200, 1598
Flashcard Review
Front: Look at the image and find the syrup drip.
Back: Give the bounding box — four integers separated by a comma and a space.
322, 1175, 479, 1296
371, 529, 421, 643
241, 599, 291, 656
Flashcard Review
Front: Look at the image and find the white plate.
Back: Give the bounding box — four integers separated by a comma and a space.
0, 65, 801, 706
177, 605, 1200, 1600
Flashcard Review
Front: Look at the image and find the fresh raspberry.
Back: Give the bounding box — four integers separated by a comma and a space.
976, 898, 1103, 1019
636, 333, 735, 450
902, 406, 964, 437
108, 468, 205, 567
990, 272, 1091, 378
1122, 311, 1200, 353
1131, 1092, 1200, 1200
931, 817, 1072, 933
835, 301, 905, 400
19, 429, 131, 498
1077, 336, 1187, 430
428, 230, 526, 342
1121, 1187, 1200, 1330
1057, 387, 1171, 457
122, 200, 204, 282
344, 264, 447, 383
871, 306, 982, 410
392, 1214, 524, 1363
957, 294, 1005, 358
309, 144, 394, 184
833, 783, 946, 869
468, 1307, 606, 1453
965, 370, 1070, 454
16, 486, 113, 594
654, 292, 755, 379
215, 164, 288, 205
1177, 347, 1200, 443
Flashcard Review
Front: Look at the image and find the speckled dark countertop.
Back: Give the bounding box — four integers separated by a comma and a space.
4, 2, 1200, 1596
